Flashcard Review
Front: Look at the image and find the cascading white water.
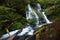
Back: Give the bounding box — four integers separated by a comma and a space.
37, 3, 42, 13
42, 12, 52, 24
0, 3, 52, 40
26, 4, 33, 19
26, 4, 40, 26
37, 3, 52, 24
17, 4, 40, 36
0, 30, 19, 40
17, 24, 34, 36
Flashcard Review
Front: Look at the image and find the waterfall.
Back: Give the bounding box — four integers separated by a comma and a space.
42, 12, 52, 24
37, 3, 52, 24
17, 24, 34, 36
0, 3, 52, 40
26, 4, 40, 26
37, 3, 42, 13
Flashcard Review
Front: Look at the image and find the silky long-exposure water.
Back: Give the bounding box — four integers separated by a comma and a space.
0, 3, 52, 40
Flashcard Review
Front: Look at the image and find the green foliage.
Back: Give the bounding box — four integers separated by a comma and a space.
37, 0, 60, 22
4, 0, 30, 17
9, 22, 23, 31
0, 5, 27, 34
30, 0, 38, 5
28, 18, 36, 26
38, 0, 60, 8
44, 5, 60, 21
0, 0, 60, 37
0, 0, 29, 35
